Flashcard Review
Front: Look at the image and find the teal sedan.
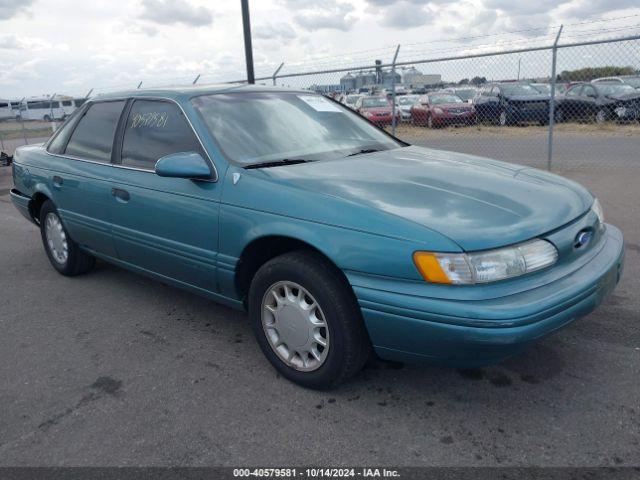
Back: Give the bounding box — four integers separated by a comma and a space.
10, 85, 624, 389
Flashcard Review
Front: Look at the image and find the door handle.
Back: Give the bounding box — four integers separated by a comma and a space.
52, 175, 63, 188
111, 188, 130, 202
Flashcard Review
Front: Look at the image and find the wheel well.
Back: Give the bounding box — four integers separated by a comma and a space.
29, 192, 49, 224
235, 236, 341, 305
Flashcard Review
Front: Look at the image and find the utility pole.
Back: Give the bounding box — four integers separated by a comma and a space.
241, 0, 255, 84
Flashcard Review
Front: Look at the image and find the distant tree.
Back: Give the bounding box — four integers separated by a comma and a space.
458, 78, 469, 85
470, 76, 487, 86
558, 66, 636, 82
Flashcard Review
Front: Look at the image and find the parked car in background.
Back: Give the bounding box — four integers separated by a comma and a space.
10, 85, 624, 389
441, 87, 478, 103
342, 94, 362, 110
592, 76, 640, 90
474, 83, 550, 126
410, 92, 475, 128
394, 94, 420, 121
355, 95, 395, 126
556, 82, 640, 123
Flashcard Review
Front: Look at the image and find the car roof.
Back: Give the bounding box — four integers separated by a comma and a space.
92, 83, 310, 102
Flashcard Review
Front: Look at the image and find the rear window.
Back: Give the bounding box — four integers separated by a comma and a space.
64, 101, 125, 162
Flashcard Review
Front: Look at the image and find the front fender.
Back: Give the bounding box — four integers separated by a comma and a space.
217, 202, 431, 301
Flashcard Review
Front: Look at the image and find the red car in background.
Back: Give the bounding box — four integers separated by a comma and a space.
410, 93, 476, 128
355, 96, 396, 126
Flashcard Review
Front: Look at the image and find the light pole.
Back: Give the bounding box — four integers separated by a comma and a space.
241, 0, 255, 84
517, 57, 521, 80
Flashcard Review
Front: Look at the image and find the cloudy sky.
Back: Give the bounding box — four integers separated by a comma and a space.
1, 0, 639, 98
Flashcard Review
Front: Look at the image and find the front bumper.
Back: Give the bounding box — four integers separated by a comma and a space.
349, 224, 624, 367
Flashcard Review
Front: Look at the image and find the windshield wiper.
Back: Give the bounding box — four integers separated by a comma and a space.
243, 159, 313, 169
346, 148, 381, 157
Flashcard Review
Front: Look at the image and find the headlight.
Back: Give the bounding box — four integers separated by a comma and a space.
413, 239, 558, 285
614, 107, 627, 117
433, 107, 444, 114
592, 198, 604, 230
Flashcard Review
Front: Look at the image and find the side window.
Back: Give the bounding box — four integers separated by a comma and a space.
120, 100, 203, 170
64, 101, 125, 162
566, 85, 582, 97
583, 86, 597, 98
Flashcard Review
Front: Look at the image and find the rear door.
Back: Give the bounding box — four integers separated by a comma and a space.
108, 98, 221, 292
46, 100, 126, 257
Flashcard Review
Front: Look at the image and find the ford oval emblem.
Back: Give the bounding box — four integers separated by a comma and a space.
575, 230, 593, 248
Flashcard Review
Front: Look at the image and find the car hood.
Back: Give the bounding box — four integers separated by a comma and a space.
606, 91, 640, 102
505, 94, 550, 102
362, 107, 392, 114
262, 146, 593, 251
434, 102, 473, 110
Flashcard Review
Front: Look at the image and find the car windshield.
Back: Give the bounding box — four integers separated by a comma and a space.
597, 83, 636, 95
192, 92, 401, 165
362, 97, 389, 108
501, 84, 540, 96
429, 94, 463, 104
397, 95, 419, 105
453, 89, 475, 101
623, 77, 640, 88
531, 84, 551, 94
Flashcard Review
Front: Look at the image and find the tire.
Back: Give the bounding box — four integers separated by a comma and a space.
498, 110, 507, 126
427, 114, 434, 129
248, 251, 371, 389
595, 109, 608, 124
39, 200, 95, 276
43, 115, 51, 122
555, 108, 565, 123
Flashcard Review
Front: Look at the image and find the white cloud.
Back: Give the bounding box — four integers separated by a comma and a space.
138, 0, 214, 27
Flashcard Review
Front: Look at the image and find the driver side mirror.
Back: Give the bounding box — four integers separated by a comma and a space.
155, 152, 212, 180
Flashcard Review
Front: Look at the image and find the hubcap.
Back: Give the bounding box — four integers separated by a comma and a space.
596, 110, 606, 124
45, 212, 68, 264
499, 111, 506, 125
261, 281, 329, 372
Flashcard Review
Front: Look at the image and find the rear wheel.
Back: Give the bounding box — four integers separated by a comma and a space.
427, 114, 434, 129
39, 200, 95, 276
43, 114, 51, 122
498, 110, 507, 126
248, 251, 370, 389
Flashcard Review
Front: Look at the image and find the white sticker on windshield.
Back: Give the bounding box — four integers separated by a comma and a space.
297, 95, 343, 112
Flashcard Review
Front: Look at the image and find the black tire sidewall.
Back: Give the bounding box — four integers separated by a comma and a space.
248, 252, 368, 389
39, 200, 92, 276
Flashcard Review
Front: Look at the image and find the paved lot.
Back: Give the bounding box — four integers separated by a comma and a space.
0, 140, 638, 467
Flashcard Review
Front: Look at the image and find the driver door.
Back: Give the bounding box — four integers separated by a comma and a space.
108, 98, 222, 293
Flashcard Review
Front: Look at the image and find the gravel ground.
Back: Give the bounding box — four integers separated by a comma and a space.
0, 137, 638, 467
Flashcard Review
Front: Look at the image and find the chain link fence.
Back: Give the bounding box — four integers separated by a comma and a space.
2, 33, 638, 177
262, 34, 639, 176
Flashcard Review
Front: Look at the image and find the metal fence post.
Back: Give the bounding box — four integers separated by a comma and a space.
547, 25, 563, 172
272, 62, 284, 86
391, 44, 400, 136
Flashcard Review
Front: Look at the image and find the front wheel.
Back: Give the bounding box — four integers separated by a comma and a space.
248, 251, 370, 389
595, 109, 608, 124
39, 200, 95, 276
